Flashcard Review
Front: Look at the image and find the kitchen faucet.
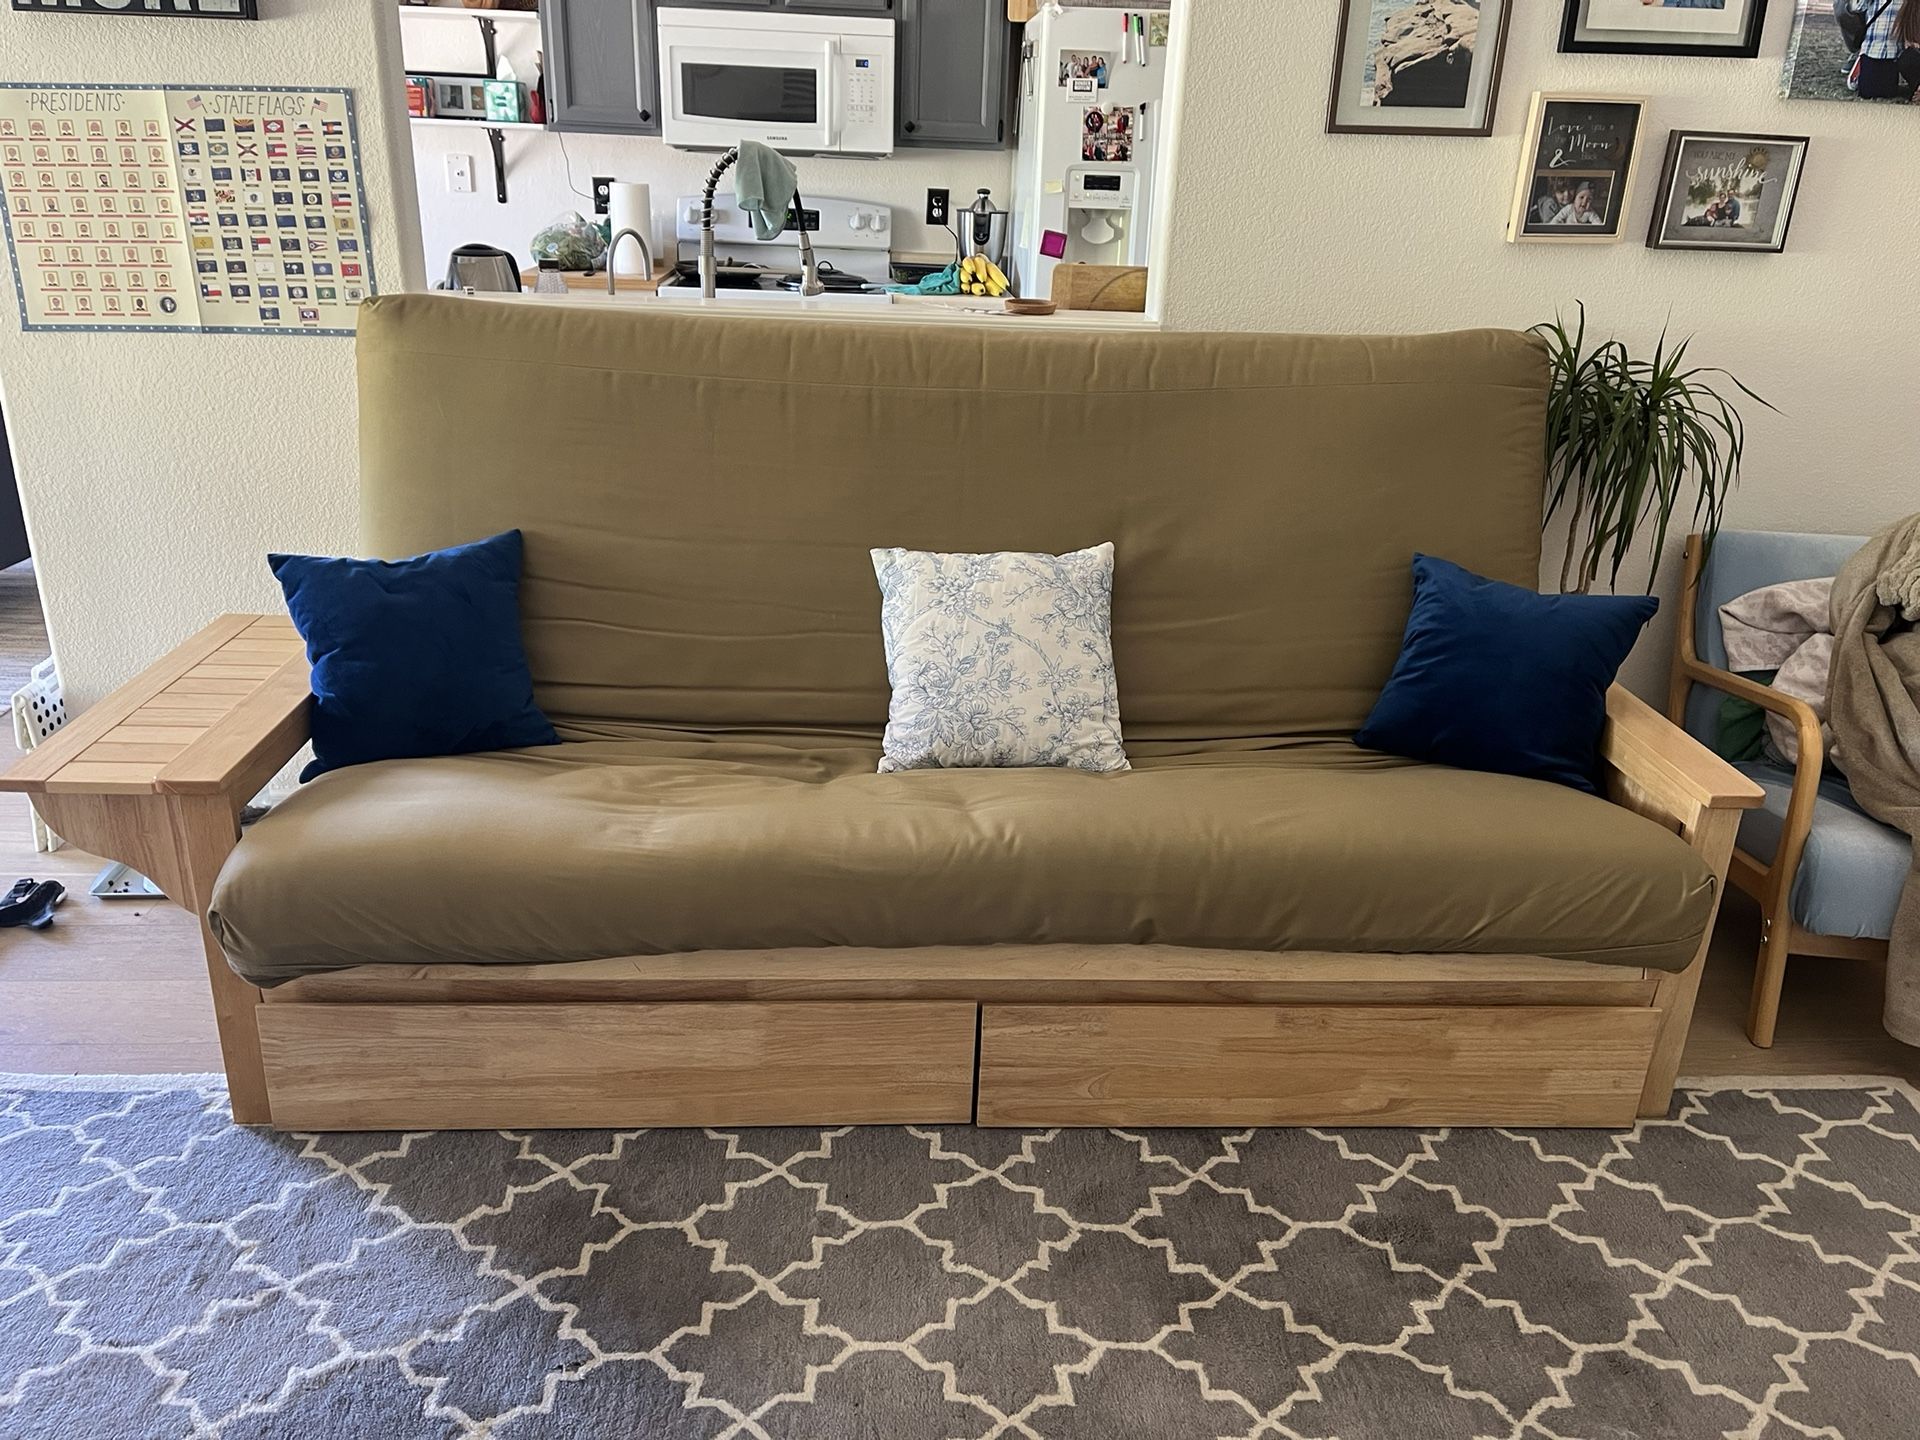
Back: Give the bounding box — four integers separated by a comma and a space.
699, 145, 822, 301
605, 228, 654, 295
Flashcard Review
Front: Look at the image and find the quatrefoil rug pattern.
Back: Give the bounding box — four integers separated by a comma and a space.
2, 1077, 1918, 1440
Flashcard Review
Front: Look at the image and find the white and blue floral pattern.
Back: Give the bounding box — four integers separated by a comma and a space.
870, 543, 1129, 773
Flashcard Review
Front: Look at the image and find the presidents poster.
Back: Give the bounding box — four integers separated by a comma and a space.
0, 83, 375, 335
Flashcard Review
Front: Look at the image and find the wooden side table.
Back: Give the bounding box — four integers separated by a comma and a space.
0, 615, 310, 1123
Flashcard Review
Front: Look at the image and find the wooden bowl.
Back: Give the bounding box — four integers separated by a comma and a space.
1004, 298, 1058, 317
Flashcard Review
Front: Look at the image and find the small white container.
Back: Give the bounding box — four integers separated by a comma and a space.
607, 182, 653, 277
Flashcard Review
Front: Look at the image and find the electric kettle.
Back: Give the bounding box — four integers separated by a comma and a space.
440, 244, 522, 293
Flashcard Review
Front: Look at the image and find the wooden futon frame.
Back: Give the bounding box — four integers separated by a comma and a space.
1, 616, 1762, 1132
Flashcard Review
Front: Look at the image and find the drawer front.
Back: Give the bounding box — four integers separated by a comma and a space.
976, 1004, 1661, 1129
258, 1001, 977, 1130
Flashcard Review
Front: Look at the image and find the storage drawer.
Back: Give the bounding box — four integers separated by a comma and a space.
975, 1003, 1662, 1128
258, 1001, 977, 1130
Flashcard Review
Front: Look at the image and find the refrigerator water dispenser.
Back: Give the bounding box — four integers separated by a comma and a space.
1065, 166, 1139, 266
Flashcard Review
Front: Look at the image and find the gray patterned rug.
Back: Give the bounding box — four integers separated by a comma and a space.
2, 1076, 1918, 1440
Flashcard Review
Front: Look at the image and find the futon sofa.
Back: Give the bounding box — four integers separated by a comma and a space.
3, 296, 1761, 1131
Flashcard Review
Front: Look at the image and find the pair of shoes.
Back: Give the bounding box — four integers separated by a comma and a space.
0, 879, 65, 929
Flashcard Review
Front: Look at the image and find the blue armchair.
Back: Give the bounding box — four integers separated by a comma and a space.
1670, 531, 1907, 1047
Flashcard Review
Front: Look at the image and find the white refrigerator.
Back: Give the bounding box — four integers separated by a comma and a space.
1009, 6, 1170, 302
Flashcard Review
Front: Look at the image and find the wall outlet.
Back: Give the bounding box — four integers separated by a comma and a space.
445, 153, 474, 195
593, 176, 614, 215
925, 188, 950, 227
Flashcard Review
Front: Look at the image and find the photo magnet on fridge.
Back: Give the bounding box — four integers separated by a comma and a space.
1058, 52, 1113, 89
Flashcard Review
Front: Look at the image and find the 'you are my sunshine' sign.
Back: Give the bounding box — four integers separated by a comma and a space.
10, 0, 257, 18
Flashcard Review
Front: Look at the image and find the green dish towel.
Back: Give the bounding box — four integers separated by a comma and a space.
887, 262, 962, 296
732, 141, 798, 241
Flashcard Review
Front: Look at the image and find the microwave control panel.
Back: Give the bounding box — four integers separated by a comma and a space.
837, 34, 894, 151
846, 56, 880, 124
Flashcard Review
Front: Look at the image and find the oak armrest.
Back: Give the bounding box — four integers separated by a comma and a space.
0, 614, 310, 801
1672, 655, 1826, 775
1669, 655, 1827, 887
1601, 684, 1764, 829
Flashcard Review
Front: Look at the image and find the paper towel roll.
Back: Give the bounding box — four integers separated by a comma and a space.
606, 182, 653, 278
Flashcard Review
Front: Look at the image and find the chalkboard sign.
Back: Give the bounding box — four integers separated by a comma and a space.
10, 0, 258, 19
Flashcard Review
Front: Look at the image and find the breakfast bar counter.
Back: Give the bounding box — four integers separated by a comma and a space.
472, 289, 1163, 330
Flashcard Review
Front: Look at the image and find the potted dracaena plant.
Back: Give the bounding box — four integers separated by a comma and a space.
1533, 305, 1772, 594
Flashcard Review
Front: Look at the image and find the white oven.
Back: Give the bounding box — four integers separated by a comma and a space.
653, 7, 895, 156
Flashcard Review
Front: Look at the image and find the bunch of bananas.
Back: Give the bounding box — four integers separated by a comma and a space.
959, 254, 1011, 298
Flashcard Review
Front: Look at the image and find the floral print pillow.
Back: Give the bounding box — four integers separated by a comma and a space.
870, 543, 1129, 773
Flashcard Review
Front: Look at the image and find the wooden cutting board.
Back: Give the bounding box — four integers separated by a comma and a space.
519, 262, 674, 294
1048, 264, 1149, 313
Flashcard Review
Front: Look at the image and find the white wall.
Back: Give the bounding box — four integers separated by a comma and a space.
0, 0, 424, 707
1159, 0, 1917, 689
401, 9, 1013, 270
5, 0, 1911, 709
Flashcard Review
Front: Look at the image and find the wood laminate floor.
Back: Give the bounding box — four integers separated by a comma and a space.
0, 561, 48, 708
0, 568, 1913, 1087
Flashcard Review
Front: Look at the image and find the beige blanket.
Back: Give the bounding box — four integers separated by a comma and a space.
1720, 578, 1834, 765
1828, 514, 1920, 1046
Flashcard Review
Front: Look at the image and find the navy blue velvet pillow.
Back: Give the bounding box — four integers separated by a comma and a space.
1355, 554, 1658, 794
270, 530, 558, 781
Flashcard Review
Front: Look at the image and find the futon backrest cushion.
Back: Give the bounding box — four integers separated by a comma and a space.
355, 298, 1547, 743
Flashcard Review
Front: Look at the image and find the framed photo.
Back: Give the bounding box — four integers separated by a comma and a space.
1506, 92, 1647, 244
1560, 0, 1768, 57
1782, 0, 1920, 104
1326, 0, 1513, 136
1647, 131, 1810, 253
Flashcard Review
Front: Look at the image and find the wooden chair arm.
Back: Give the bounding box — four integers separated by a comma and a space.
0, 614, 310, 803
1601, 684, 1765, 824
1672, 655, 1826, 775
1670, 655, 1824, 892
1664, 527, 1825, 769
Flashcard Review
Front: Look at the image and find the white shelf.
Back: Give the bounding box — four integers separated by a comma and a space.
398, 5, 541, 22
409, 116, 547, 132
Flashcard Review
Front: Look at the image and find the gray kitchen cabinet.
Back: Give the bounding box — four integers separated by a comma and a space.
897, 0, 1013, 149
541, 0, 661, 135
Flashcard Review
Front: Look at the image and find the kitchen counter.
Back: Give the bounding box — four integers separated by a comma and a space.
468, 289, 1162, 331
517, 263, 676, 294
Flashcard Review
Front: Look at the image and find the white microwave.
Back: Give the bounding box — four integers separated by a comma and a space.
653, 7, 895, 156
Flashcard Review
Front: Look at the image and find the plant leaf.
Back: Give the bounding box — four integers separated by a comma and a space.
1537, 307, 1765, 593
